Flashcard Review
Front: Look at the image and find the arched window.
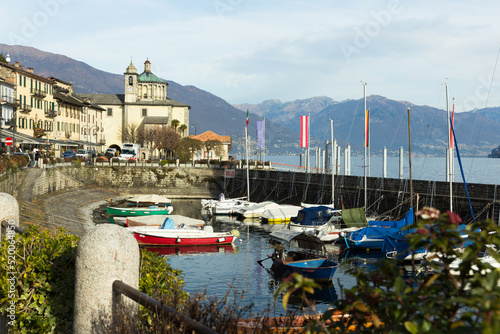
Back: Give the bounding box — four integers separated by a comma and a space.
129, 76, 133, 86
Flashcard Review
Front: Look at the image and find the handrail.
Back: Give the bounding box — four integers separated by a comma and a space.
112, 280, 219, 334
1, 220, 24, 234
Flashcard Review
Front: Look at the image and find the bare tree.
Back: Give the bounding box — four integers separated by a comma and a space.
121, 124, 140, 143
157, 127, 181, 159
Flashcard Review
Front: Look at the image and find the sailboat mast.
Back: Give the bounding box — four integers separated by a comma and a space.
363, 82, 367, 212
330, 118, 335, 206
445, 83, 453, 212
407, 107, 413, 208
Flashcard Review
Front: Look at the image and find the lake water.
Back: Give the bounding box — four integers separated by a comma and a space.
265, 155, 500, 185
162, 199, 383, 316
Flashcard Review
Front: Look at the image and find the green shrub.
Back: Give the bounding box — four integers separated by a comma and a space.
279, 209, 500, 333
160, 160, 168, 166
72, 159, 82, 168
0, 226, 187, 333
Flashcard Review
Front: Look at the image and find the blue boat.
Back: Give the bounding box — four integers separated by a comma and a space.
382, 224, 472, 261
266, 230, 339, 282
343, 208, 414, 250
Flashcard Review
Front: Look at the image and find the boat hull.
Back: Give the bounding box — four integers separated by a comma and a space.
106, 206, 173, 216
132, 230, 236, 246
270, 256, 338, 282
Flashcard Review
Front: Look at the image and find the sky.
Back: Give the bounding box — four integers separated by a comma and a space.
1, 0, 500, 113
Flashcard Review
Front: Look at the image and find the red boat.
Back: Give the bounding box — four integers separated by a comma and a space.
128, 225, 238, 246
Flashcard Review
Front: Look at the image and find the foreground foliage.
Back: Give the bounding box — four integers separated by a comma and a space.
0, 226, 186, 333
280, 208, 500, 333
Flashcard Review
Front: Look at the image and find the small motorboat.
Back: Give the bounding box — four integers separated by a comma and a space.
106, 205, 173, 216
260, 205, 301, 224
234, 201, 281, 219
126, 217, 238, 246
288, 206, 342, 241
263, 230, 339, 283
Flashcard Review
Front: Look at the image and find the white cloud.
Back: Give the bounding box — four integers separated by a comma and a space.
2, 0, 500, 111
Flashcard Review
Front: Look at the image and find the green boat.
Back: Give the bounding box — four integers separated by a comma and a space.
106, 205, 173, 216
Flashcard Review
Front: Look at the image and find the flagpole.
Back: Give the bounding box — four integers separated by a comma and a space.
245, 126, 250, 201
363, 82, 367, 212
263, 117, 266, 166
307, 112, 311, 173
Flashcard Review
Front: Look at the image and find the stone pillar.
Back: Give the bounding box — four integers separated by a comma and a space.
73, 224, 140, 333
0, 193, 19, 238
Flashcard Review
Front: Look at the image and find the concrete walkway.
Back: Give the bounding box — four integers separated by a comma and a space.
12, 167, 120, 236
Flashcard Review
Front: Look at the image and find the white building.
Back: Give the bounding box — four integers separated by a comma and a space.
78, 60, 190, 152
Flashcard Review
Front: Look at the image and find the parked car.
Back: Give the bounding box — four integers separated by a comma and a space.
76, 149, 87, 158
63, 150, 76, 158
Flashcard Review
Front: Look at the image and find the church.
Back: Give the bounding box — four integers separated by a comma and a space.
78, 59, 190, 152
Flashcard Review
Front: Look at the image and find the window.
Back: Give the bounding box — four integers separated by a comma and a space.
142, 108, 147, 117
129, 76, 133, 85
107, 108, 112, 116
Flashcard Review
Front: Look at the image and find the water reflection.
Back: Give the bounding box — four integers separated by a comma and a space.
160, 199, 426, 315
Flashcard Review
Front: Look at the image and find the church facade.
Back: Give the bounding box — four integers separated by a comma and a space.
78, 59, 190, 151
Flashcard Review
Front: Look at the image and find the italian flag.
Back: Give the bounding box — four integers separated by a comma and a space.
246, 109, 249, 126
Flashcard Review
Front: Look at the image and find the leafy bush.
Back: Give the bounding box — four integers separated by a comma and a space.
278, 208, 500, 333
72, 159, 82, 168
160, 160, 168, 166
0, 226, 187, 333
95, 158, 106, 163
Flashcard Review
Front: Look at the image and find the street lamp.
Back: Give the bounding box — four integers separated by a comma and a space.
81, 124, 99, 148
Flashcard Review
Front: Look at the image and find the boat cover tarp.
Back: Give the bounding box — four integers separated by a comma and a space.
368, 207, 414, 229
294, 206, 337, 226
382, 223, 471, 259
270, 230, 324, 252
128, 194, 172, 204
342, 207, 367, 228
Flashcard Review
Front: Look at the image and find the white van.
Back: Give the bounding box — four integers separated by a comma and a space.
119, 143, 140, 161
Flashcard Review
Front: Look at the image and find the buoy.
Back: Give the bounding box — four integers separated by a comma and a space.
176, 237, 181, 243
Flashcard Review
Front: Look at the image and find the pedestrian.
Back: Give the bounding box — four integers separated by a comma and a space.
32, 149, 38, 167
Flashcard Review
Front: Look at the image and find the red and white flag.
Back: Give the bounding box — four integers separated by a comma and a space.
300, 115, 308, 148
364, 109, 370, 148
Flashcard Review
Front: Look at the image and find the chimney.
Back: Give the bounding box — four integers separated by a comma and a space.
19, 65, 23, 70
27, 67, 34, 73
14, 62, 19, 67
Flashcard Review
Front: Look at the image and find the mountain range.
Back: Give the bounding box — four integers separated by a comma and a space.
1, 44, 500, 157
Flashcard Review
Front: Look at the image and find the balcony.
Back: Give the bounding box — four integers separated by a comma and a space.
31, 88, 47, 98
45, 109, 57, 118
18, 105, 33, 113
1, 96, 17, 107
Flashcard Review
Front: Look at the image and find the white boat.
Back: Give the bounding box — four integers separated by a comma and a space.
260, 205, 301, 224
118, 214, 206, 228
201, 193, 256, 215
234, 201, 281, 219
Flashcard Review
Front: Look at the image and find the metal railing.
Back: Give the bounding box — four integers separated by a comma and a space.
112, 280, 219, 334
0, 220, 24, 234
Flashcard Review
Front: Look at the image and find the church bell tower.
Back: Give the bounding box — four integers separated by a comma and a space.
124, 60, 137, 103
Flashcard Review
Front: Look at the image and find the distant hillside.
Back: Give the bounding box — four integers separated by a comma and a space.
236, 95, 500, 156
0, 44, 299, 155
2, 44, 500, 156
